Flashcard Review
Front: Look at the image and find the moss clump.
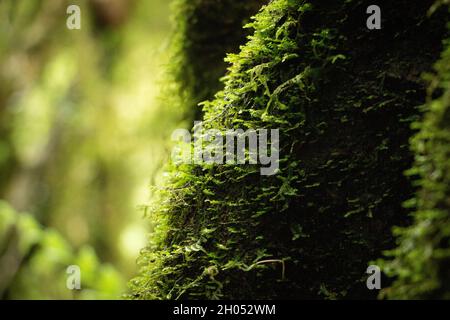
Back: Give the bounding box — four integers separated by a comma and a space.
130, 0, 448, 299
379, 6, 450, 300
169, 0, 266, 120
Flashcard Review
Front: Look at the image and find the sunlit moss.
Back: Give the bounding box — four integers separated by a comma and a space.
169, 0, 266, 121
130, 0, 448, 299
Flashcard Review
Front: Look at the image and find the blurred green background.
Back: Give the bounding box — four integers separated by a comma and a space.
0, 0, 182, 299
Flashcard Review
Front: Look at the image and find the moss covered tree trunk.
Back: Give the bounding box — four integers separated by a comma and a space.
380, 2, 450, 299
169, 0, 266, 120
130, 0, 449, 299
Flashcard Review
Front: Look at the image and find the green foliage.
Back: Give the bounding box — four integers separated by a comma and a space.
379, 10, 450, 299
0, 201, 125, 299
130, 0, 448, 299
0, 0, 174, 280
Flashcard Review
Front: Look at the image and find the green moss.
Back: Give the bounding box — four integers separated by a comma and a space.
379, 6, 450, 300
130, 0, 448, 299
169, 0, 266, 120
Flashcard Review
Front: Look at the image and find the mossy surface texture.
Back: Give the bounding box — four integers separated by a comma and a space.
379, 4, 450, 300
170, 0, 265, 120
130, 0, 449, 299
